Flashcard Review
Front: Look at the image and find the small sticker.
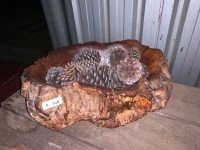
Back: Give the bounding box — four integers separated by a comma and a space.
42, 96, 63, 110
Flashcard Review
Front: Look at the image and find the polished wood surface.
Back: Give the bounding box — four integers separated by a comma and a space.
0, 61, 25, 104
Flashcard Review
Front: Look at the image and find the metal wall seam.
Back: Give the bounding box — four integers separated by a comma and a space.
135, 0, 145, 41
123, 0, 136, 40
79, 0, 95, 42
63, 0, 78, 45
91, 0, 109, 43
109, 0, 125, 42
41, 0, 70, 49
172, 0, 200, 82
142, 0, 164, 48
179, 9, 200, 85
156, 0, 175, 53
71, 0, 84, 43
196, 70, 200, 87
102, 0, 110, 42
165, 0, 189, 70
92, 0, 103, 42
188, 42, 200, 87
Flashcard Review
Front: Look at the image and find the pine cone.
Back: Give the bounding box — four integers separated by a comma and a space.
116, 58, 143, 85
60, 61, 76, 86
45, 67, 63, 85
73, 49, 101, 63
128, 48, 141, 60
77, 65, 122, 88
107, 48, 126, 67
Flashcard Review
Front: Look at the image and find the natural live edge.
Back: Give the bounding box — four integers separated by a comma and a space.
21, 40, 172, 130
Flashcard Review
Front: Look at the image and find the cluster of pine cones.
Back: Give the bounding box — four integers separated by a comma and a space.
45, 47, 148, 89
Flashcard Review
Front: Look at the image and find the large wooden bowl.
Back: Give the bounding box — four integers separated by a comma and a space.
21, 40, 172, 130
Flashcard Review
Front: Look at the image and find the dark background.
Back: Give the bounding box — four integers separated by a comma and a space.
0, 0, 53, 65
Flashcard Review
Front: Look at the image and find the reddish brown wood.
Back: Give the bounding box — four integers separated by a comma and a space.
0, 61, 25, 104
21, 40, 172, 130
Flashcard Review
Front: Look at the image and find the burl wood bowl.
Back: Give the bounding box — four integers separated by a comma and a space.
21, 40, 172, 130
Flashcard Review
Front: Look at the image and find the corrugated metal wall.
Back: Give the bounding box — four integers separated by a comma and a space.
41, 0, 200, 88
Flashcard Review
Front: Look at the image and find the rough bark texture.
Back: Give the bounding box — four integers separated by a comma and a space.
21, 40, 172, 130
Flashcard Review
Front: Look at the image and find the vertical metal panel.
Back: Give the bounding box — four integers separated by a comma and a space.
41, 0, 70, 49
198, 77, 200, 88
91, 0, 102, 42
42, 0, 200, 88
171, 0, 200, 82
187, 42, 200, 87
123, 0, 137, 39
63, 0, 78, 45
71, 0, 84, 43
179, 11, 200, 85
135, 0, 145, 41
197, 71, 200, 88
142, 0, 164, 48
102, 0, 110, 42
156, 0, 175, 53
79, 0, 95, 42
91, 0, 109, 43
164, 0, 189, 69
109, 0, 125, 42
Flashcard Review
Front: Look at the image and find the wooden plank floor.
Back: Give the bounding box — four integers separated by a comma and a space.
1, 83, 200, 150
0, 108, 97, 150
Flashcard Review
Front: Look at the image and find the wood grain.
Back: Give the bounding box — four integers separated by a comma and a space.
156, 83, 200, 125
1, 83, 200, 149
0, 108, 98, 150
62, 113, 200, 150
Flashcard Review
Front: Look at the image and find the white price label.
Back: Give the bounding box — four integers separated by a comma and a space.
42, 96, 63, 110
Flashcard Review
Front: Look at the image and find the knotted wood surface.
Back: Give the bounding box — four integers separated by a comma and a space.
21, 40, 172, 130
